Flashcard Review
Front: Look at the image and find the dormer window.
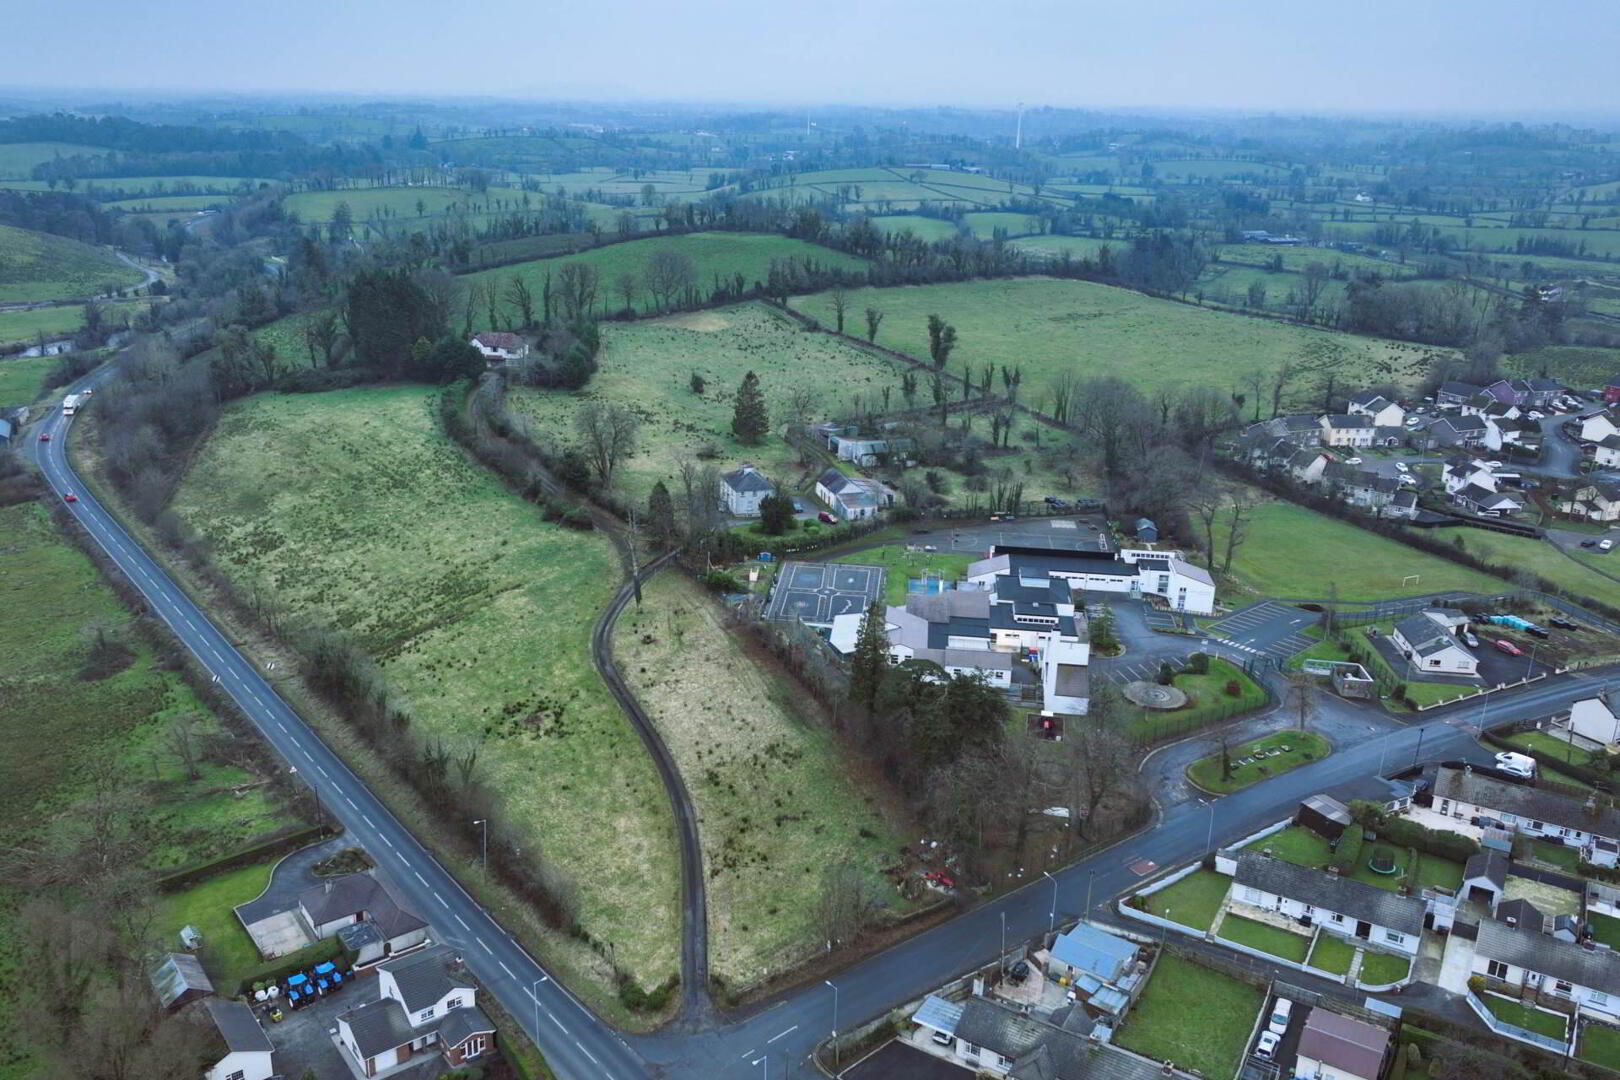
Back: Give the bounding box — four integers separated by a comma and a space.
419, 1007, 435, 1022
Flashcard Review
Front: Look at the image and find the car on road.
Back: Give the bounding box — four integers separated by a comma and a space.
1494, 639, 1523, 656
1461, 630, 1480, 648
1395, 462, 1410, 472
1044, 496, 1070, 509
1484, 460, 1504, 469
62, 492, 77, 503
37, 432, 49, 442
1254, 1031, 1282, 1061
1268, 998, 1294, 1035
1583, 539, 1599, 549
1528, 410, 1544, 420
1603, 539, 1616, 553
1550, 616, 1581, 631
818, 511, 837, 524
1345, 456, 1362, 465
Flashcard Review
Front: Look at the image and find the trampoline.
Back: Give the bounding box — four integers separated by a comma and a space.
764, 560, 886, 624
1367, 846, 1400, 875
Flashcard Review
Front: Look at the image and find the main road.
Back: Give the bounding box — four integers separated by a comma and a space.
24, 370, 1620, 1078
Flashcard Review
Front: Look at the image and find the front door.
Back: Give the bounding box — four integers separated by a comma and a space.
1356, 921, 1371, 940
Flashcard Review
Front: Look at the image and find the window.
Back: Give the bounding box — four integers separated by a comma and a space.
1556, 981, 1574, 997
1243, 887, 1261, 903
227, 1073, 244, 1080
1303, 904, 1315, 916
961, 1042, 979, 1058
465, 1035, 487, 1058
419, 1008, 435, 1022
998, 1054, 1013, 1069
1330, 913, 1344, 924
1531, 820, 1543, 831
1594, 992, 1610, 1008
1384, 931, 1402, 944
447, 996, 464, 1011
1429, 659, 1442, 668
1487, 960, 1509, 979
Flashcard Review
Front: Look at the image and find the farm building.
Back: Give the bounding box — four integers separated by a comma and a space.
150, 952, 214, 1012
814, 468, 896, 521
468, 331, 529, 363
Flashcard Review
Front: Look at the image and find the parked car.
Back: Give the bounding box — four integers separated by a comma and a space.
818, 511, 837, 524
1461, 630, 1480, 648
1345, 456, 1363, 465
1484, 460, 1504, 469
1528, 410, 1545, 420
1494, 639, 1523, 656
1602, 539, 1615, 553
1268, 998, 1294, 1035
931, 1030, 955, 1047
1395, 462, 1410, 473
1495, 752, 1537, 779
1044, 496, 1070, 509
1583, 539, 1599, 549
1255, 1031, 1282, 1060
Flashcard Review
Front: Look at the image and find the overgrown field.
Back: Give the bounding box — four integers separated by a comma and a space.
464, 231, 867, 318
168, 387, 682, 992
612, 573, 908, 987
0, 223, 145, 303
0, 355, 52, 406
791, 277, 1446, 405
508, 302, 904, 506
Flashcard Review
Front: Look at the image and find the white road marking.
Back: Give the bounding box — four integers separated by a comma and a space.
499, 960, 514, 978
456, 915, 470, 930
344, 797, 356, 809
578, 1043, 599, 1065
478, 937, 492, 954
767, 1024, 799, 1043
414, 871, 428, 885
435, 892, 449, 908
549, 1010, 569, 1033
363, 815, 375, 827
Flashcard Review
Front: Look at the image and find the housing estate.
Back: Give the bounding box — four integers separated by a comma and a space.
965, 545, 1216, 616
815, 468, 896, 521
1389, 610, 1478, 676
1431, 765, 1620, 867
719, 464, 774, 517
1559, 480, 1620, 522
1226, 850, 1425, 955
468, 331, 529, 363
1347, 390, 1405, 428
335, 947, 495, 1077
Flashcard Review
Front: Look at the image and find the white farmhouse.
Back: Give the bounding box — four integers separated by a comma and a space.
336, 948, 495, 1078
468, 331, 529, 363
719, 464, 774, 517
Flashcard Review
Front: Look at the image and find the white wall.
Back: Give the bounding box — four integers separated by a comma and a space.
1570, 699, 1620, 745
207, 1050, 275, 1080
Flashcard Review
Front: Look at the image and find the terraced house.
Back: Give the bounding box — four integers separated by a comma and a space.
1474, 918, 1620, 1020
1227, 851, 1425, 956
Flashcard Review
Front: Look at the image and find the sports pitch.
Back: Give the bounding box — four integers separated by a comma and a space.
765, 561, 885, 624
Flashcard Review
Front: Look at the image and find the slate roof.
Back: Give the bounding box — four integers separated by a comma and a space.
1435, 414, 1488, 434
150, 951, 213, 1010
299, 873, 427, 941
721, 465, 773, 493
1003, 551, 1138, 579
907, 590, 991, 622
1050, 925, 1136, 983
1477, 918, 1620, 994
1433, 764, 1620, 838
993, 575, 1071, 606
912, 646, 1016, 673
1233, 851, 1425, 935
471, 331, 524, 350
1438, 381, 1483, 399
203, 998, 272, 1054
438, 1005, 495, 1048
1169, 559, 1214, 586
1297, 1008, 1388, 1080
1392, 612, 1465, 659
1321, 413, 1374, 429
1494, 898, 1546, 931
1464, 850, 1508, 890
382, 947, 463, 1012
955, 997, 1061, 1061
1349, 390, 1392, 409
1009, 1030, 1198, 1080
339, 997, 418, 1060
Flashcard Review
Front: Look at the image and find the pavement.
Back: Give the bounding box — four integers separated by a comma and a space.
29, 359, 1620, 1080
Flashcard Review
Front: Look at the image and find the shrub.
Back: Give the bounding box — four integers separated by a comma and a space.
1330, 826, 1366, 874
1185, 651, 1211, 675
619, 973, 679, 1012
1224, 679, 1241, 696
702, 571, 744, 593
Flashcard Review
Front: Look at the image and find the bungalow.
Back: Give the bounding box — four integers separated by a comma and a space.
298, 873, 428, 964
1595, 435, 1620, 469
814, 469, 895, 521
1452, 482, 1521, 518
1390, 611, 1478, 676
1347, 391, 1405, 429
927, 994, 1199, 1079
336, 947, 495, 1078
1319, 413, 1377, 448
1560, 480, 1620, 522
1295, 1008, 1391, 1080
1577, 409, 1620, 445
203, 999, 275, 1080
1230, 851, 1425, 955
1474, 919, 1620, 1020
1046, 924, 1139, 989
1436, 380, 1484, 406
468, 331, 528, 363
1569, 693, 1620, 747
1385, 490, 1420, 520
1431, 764, 1620, 868
719, 464, 774, 517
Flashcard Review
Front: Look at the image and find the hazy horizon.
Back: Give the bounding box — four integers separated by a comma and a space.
10, 0, 1618, 118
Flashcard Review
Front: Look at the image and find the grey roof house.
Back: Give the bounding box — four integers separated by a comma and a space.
719, 464, 774, 517
1232, 851, 1425, 954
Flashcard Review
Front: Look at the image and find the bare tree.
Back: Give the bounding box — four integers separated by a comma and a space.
555, 263, 599, 322
1299, 261, 1331, 318
1285, 672, 1315, 731
302, 309, 344, 368
1046, 369, 1077, 424
644, 250, 695, 312
813, 862, 885, 949
504, 275, 536, 329
166, 713, 202, 781
1191, 489, 1224, 572
1221, 495, 1255, 575
615, 272, 639, 313
864, 306, 884, 343
829, 287, 849, 334
573, 402, 640, 488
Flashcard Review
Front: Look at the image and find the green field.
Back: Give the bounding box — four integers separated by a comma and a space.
1458, 529, 1620, 611
0, 224, 145, 304
169, 386, 681, 995
866, 215, 959, 242
1117, 953, 1264, 1080
284, 184, 473, 222
508, 302, 903, 506
0, 142, 110, 178
1010, 234, 1128, 262
1188, 731, 1330, 793
105, 193, 234, 213
0, 354, 52, 406
791, 277, 1446, 407
960, 211, 1043, 239
466, 231, 867, 319
0, 175, 268, 196
613, 573, 907, 987
0, 299, 147, 351
1219, 501, 1501, 601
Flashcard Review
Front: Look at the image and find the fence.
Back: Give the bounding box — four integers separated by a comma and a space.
1465, 991, 1573, 1055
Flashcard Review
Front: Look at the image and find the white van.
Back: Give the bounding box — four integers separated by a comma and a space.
1494, 752, 1537, 779
1268, 997, 1294, 1035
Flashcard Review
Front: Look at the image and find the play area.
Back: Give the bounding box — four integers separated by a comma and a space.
764, 560, 886, 625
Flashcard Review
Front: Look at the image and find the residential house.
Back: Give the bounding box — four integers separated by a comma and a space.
298, 873, 428, 964
1474, 919, 1620, 1020
1294, 1007, 1391, 1080
1319, 413, 1377, 448
1230, 851, 1425, 955
1134, 517, 1159, 543
719, 464, 774, 517
1045, 924, 1139, 990
151, 952, 214, 1012
1390, 611, 1478, 676
1520, 378, 1565, 409
1347, 391, 1405, 428
1452, 483, 1522, 518
814, 468, 895, 521
336, 947, 495, 1078
1461, 850, 1508, 908
1429, 414, 1495, 450
1442, 457, 1496, 496
1436, 380, 1484, 406
831, 435, 914, 467
1485, 379, 1525, 407
1594, 435, 1620, 469
202, 999, 275, 1080
965, 545, 1216, 616
1431, 764, 1620, 868
1260, 413, 1328, 447
468, 331, 529, 363
1323, 464, 1400, 510
1577, 409, 1620, 445
925, 994, 1199, 1080
1285, 447, 1332, 483
1568, 693, 1620, 747
1386, 490, 1420, 520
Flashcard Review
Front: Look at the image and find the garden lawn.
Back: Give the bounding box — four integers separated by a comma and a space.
1218, 914, 1310, 962
0, 223, 144, 303
1245, 825, 1331, 868
1581, 1023, 1620, 1070
507, 302, 905, 508
1588, 912, 1620, 949
467, 231, 867, 317
1481, 993, 1568, 1041
1359, 951, 1411, 985
1117, 953, 1265, 1080
1218, 501, 1500, 602
1308, 934, 1354, 975
1402, 681, 1476, 708
1533, 839, 1582, 873
157, 863, 274, 991
791, 277, 1445, 406
1126, 658, 1267, 742
612, 573, 909, 988
1507, 731, 1599, 767
0, 354, 52, 406
1188, 731, 1330, 794
833, 545, 975, 605
1140, 870, 1229, 930
170, 386, 681, 994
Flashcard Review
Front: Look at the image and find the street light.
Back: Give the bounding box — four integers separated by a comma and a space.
1000, 910, 1007, 971
825, 980, 839, 1066
1042, 871, 1057, 934
473, 818, 488, 871
1411, 725, 1427, 767
531, 975, 548, 1043
1204, 799, 1217, 853
752, 1054, 768, 1080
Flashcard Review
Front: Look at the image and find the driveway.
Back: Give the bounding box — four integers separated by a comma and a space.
837, 1040, 964, 1080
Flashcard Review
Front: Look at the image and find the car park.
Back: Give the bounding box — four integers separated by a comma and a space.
1494, 639, 1523, 656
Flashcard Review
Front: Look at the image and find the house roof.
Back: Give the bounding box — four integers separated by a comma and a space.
1054, 664, 1089, 699
299, 873, 427, 941
1434, 764, 1620, 838
381, 947, 463, 1012
908, 590, 991, 622
471, 331, 524, 350
150, 952, 213, 1010
438, 1005, 495, 1048
203, 998, 272, 1054
999, 548, 1138, 580
1049, 925, 1136, 983
1168, 558, 1214, 587
1297, 1008, 1389, 1080
913, 994, 965, 1035
1009, 1030, 1199, 1080
1392, 612, 1464, 659
1438, 381, 1482, 397
1321, 413, 1374, 429
1464, 850, 1508, 889
1477, 918, 1620, 995
955, 997, 1057, 1061
1233, 851, 1426, 935
1301, 793, 1352, 826
1436, 414, 1488, 433
1349, 390, 1392, 409
339, 997, 418, 1060
721, 465, 773, 493
912, 646, 1017, 673
1495, 898, 1546, 931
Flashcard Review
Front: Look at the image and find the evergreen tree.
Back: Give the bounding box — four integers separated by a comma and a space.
758, 492, 794, 535
849, 601, 890, 715
647, 481, 677, 545
732, 370, 769, 445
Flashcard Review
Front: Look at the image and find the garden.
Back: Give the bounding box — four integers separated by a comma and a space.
1188, 730, 1331, 794
1137, 869, 1229, 931
1125, 657, 1269, 743
1216, 914, 1310, 962
1116, 953, 1265, 1080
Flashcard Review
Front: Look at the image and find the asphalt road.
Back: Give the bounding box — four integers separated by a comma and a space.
25, 370, 1620, 1080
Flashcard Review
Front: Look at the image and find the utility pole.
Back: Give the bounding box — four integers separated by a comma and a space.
1043, 871, 1057, 934
473, 818, 488, 871
1015, 102, 1025, 150
825, 980, 839, 1066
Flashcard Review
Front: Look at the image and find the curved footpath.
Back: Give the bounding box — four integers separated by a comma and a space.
27, 367, 1620, 1079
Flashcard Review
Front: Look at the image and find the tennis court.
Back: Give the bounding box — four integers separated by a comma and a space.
764, 560, 886, 624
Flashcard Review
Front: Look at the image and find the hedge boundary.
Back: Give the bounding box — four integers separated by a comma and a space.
156, 822, 339, 894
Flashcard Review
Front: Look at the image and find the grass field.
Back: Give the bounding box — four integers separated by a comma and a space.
832, 546, 975, 605
0, 305, 85, 350
104, 193, 234, 213
1217, 914, 1310, 961
284, 184, 473, 222
961, 211, 1043, 238
611, 572, 908, 987
866, 215, 959, 242
791, 277, 1446, 406
169, 386, 681, 993
0, 142, 110, 178
508, 302, 903, 507
0, 354, 52, 406
1218, 501, 1501, 601
466, 231, 867, 319
1188, 731, 1330, 793
1308, 933, 1354, 974
1359, 951, 1411, 985
1245, 825, 1331, 867
1141, 869, 1229, 930
0, 223, 144, 303
1581, 1024, 1620, 1071
1011, 234, 1128, 262
1481, 993, 1568, 1040
1589, 912, 1620, 949
1457, 529, 1620, 611
1127, 658, 1268, 742
1117, 953, 1264, 1080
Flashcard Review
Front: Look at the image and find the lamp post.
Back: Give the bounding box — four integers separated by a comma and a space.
1085, 868, 1095, 920
530, 975, 547, 1045
1411, 725, 1426, 767
1043, 871, 1058, 934
1205, 799, 1217, 853
752, 1054, 768, 1080
1000, 910, 1007, 971
473, 818, 488, 871
825, 980, 839, 1066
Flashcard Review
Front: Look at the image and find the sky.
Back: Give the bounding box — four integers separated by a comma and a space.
8, 0, 1618, 116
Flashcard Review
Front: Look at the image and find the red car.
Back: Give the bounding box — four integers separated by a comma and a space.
923, 871, 956, 890
818, 511, 837, 524
1494, 639, 1523, 657
38, 432, 50, 442
63, 492, 78, 503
